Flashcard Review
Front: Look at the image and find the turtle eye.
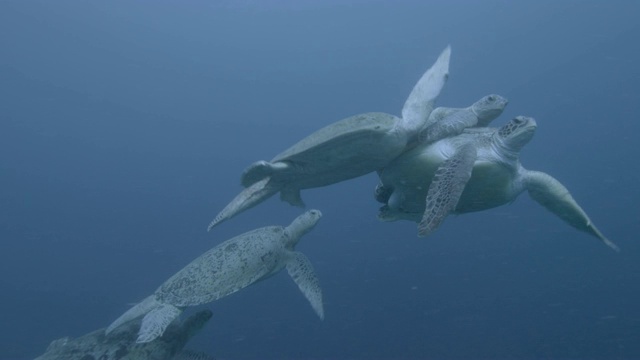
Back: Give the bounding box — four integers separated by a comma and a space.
488, 95, 495, 101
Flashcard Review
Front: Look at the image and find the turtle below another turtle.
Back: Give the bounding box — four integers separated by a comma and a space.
376, 116, 619, 252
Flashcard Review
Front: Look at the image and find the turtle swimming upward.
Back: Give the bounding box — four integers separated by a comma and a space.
35, 310, 215, 360
375, 116, 619, 251
107, 210, 324, 343
207, 45, 452, 230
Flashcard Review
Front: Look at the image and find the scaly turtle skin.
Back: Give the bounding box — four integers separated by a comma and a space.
34, 310, 215, 360
107, 210, 324, 343
207, 46, 452, 230
376, 116, 619, 251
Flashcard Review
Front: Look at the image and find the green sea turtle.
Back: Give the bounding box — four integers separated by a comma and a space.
374, 93, 509, 203
108, 210, 324, 343
375, 116, 619, 251
419, 94, 508, 144
35, 310, 215, 360
207, 45, 452, 230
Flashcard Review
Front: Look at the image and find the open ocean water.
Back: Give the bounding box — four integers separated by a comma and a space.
1, 1, 639, 359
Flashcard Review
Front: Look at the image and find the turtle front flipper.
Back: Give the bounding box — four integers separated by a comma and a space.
419, 107, 474, 144
524, 170, 620, 252
286, 251, 324, 320
419, 94, 509, 144
401, 45, 451, 135
418, 143, 477, 237
137, 303, 184, 343
207, 177, 280, 231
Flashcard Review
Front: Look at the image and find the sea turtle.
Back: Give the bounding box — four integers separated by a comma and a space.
35, 310, 215, 360
107, 210, 324, 343
375, 93, 509, 203
419, 93, 509, 144
375, 116, 619, 251
207, 45, 452, 230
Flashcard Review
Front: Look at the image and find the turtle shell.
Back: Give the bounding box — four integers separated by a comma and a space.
155, 226, 286, 306
273, 112, 402, 163
259, 112, 409, 188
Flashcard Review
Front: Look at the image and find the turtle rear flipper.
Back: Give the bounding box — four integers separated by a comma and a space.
106, 295, 159, 335
280, 187, 305, 207
208, 177, 279, 231
137, 304, 183, 343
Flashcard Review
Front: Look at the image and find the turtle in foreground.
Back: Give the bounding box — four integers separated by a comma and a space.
35, 310, 215, 360
108, 210, 324, 343
207, 45, 452, 230
375, 116, 619, 251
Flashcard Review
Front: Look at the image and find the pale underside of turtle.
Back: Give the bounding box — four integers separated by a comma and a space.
373, 93, 509, 205
376, 116, 619, 252
34, 310, 215, 360
107, 210, 324, 344
206, 45, 452, 230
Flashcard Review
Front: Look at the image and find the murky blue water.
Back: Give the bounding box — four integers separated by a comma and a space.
2, 1, 639, 359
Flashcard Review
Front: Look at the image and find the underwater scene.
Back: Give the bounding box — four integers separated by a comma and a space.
1, 1, 640, 359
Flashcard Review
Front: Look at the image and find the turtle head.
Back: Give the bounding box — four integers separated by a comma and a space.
285, 209, 322, 248
496, 116, 537, 151
471, 94, 509, 126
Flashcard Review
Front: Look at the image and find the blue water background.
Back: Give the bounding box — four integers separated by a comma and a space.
1, 1, 639, 359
